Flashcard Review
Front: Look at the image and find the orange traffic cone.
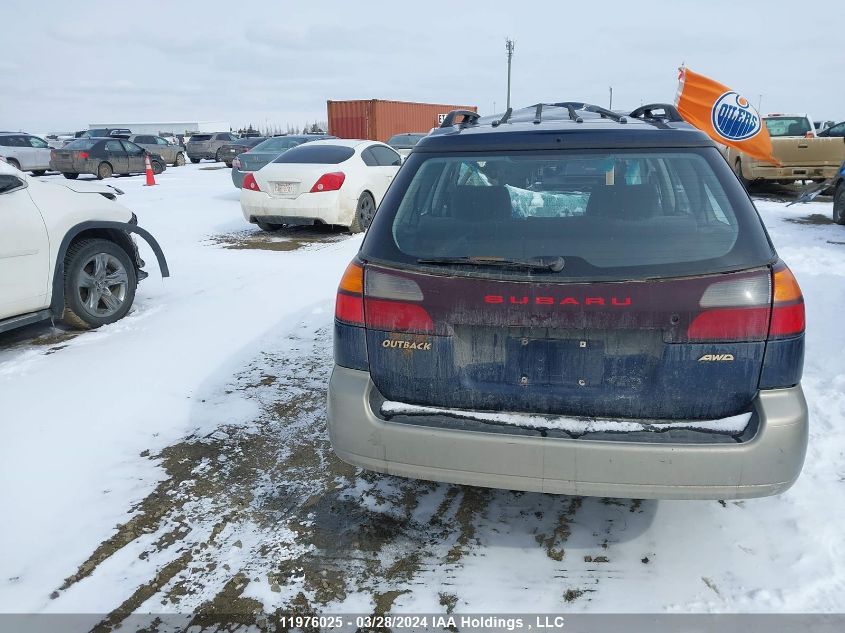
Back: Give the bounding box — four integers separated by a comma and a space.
144, 154, 157, 186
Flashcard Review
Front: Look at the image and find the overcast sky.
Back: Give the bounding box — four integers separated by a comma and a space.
3, 0, 843, 133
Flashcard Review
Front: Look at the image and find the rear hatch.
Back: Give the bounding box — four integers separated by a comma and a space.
356, 147, 780, 421
188, 134, 213, 154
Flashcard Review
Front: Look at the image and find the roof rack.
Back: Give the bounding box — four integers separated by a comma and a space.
555, 102, 627, 124
629, 103, 684, 123
439, 110, 481, 128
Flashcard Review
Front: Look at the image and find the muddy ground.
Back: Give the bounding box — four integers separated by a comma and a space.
44, 313, 655, 631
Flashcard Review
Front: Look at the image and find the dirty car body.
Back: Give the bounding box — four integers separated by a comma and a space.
327, 103, 808, 500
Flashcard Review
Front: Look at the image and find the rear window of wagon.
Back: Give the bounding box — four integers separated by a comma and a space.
361, 147, 775, 281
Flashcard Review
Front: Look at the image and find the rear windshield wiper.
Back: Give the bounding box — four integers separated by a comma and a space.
417, 255, 565, 272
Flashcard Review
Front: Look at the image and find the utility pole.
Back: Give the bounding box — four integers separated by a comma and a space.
505, 38, 515, 110
609, 86, 613, 110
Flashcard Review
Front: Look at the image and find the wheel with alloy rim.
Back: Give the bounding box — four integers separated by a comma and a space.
350, 192, 376, 233
97, 162, 113, 180
175, 152, 186, 167
151, 160, 164, 175
62, 239, 137, 329
834, 185, 845, 225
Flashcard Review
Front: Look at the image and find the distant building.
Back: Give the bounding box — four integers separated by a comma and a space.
87, 121, 231, 136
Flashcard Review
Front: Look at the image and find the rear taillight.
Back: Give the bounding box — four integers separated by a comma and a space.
310, 172, 345, 193
334, 263, 433, 333
78, 151, 89, 160
242, 172, 260, 192
769, 263, 804, 338
686, 264, 803, 342
335, 262, 365, 325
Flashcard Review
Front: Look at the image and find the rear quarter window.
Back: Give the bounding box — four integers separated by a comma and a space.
273, 144, 355, 164
190, 135, 212, 142
362, 148, 775, 281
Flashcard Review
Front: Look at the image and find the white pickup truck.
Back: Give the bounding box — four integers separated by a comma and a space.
723, 114, 845, 185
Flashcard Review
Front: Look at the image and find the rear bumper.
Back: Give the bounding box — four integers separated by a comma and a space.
240, 188, 349, 225
326, 365, 808, 500
746, 163, 839, 181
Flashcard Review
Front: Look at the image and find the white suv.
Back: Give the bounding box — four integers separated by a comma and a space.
0, 160, 169, 333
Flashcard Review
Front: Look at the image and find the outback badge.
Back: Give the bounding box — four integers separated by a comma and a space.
382, 339, 432, 351
698, 353, 735, 362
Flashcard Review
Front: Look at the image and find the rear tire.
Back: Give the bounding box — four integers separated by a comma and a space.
349, 192, 376, 233
174, 153, 186, 167
31, 170, 46, 176
62, 238, 137, 330
224, 161, 232, 168
63, 173, 79, 180
151, 160, 164, 175
834, 185, 845, 225
256, 220, 282, 232
215, 149, 222, 162
190, 157, 201, 164
97, 162, 113, 180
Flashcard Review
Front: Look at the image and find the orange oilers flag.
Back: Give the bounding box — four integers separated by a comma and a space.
675, 67, 778, 165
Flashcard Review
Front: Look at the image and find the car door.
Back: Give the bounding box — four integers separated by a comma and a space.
0, 174, 49, 319
104, 139, 129, 174
25, 135, 52, 170
121, 140, 146, 173
8, 135, 33, 170
368, 145, 402, 204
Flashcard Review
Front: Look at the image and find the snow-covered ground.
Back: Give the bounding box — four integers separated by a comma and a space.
1, 165, 844, 626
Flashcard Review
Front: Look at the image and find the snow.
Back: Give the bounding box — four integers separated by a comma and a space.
0, 166, 844, 619
381, 402, 752, 435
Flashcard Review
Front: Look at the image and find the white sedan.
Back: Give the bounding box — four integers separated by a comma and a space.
239, 139, 402, 232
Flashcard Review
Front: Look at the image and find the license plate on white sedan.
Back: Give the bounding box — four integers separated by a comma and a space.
272, 182, 297, 195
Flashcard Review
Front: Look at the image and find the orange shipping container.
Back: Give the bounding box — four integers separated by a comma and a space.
327, 99, 478, 143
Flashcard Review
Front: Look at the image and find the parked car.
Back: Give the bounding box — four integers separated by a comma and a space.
814, 120, 837, 133
326, 102, 808, 500
127, 134, 186, 166
50, 138, 167, 180
0, 160, 168, 333
724, 114, 845, 185
0, 133, 53, 175
186, 132, 238, 163
240, 139, 401, 232
218, 136, 269, 168
817, 121, 845, 138
231, 134, 334, 188
832, 161, 845, 224
386, 132, 427, 158
79, 128, 132, 139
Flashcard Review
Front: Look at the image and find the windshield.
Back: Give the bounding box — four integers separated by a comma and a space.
764, 117, 812, 137
253, 137, 303, 152
387, 133, 426, 148
362, 149, 774, 281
